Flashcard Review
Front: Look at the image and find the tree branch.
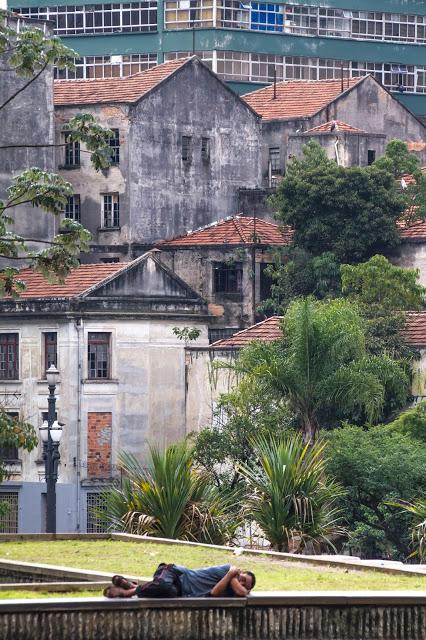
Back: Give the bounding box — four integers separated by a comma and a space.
0, 62, 48, 112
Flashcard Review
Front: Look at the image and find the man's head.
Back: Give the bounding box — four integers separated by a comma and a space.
237, 571, 256, 591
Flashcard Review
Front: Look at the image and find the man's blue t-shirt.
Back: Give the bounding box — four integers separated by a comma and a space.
175, 564, 232, 597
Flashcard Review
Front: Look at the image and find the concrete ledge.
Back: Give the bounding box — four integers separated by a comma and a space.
2, 593, 426, 639
0, 581, 110, 592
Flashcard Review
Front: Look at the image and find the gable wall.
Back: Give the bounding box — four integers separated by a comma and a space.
128, 60, 262, 243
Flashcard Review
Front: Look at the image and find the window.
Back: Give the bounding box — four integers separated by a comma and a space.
64, 135, 80, 167
43, 333, 57, 375
260, 263, 274, 301
0, 334, 19, 380
102, 194, 120, 228
109, 129, 120, 164
0, 492, 19, 533
87, 492, 108, 533
54, 53, 158, 80
181, 136, 192, 162
0, 414, 19, 462
213, 262, 243, 294
100, 257, 120, 263
208, 327, 238, 344
367, 149, 376, 165
269, 147, 280, 172
201, 137, 210, 162
88, 332, 111, 379
65, 195, 81, 222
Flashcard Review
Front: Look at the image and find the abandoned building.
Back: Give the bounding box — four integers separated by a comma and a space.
0, 253, 210, 532
157, 215, 292, 341
0, 14, 57, 256
242, 74, 426, 187
53, 56, 262, 259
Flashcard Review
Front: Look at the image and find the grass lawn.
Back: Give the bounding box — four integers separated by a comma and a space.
1, 540, 426, 596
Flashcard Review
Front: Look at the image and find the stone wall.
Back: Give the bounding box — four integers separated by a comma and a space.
2, 595, 426, 640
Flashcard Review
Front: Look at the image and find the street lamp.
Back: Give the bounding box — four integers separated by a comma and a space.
40, 364, 62, 534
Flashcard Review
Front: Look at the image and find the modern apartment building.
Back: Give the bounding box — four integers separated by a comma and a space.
8, 1, 426, 115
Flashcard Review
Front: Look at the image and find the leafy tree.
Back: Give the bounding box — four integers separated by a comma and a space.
193, 372, 293, 490
237, 298, 407, 441
100, 443, 241, 544
385, 401, 426, 442
238, 433, 346, 552
0, 11, 114, 472
326, 424, 426, 559
272, 140, 404, 264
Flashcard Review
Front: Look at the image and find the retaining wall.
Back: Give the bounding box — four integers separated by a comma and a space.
2, 593, 426, 640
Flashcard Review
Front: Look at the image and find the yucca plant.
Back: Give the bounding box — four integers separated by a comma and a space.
389, 498, 426, 561
238, 433, 346, 552
98, 442, 241, 544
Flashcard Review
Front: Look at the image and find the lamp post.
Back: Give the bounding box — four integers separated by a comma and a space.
39, 364, 62, 534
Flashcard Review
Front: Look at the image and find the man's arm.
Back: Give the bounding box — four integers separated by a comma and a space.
210, 566, 242, 597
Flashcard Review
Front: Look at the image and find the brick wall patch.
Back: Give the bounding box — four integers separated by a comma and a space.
87, 412, 112, 479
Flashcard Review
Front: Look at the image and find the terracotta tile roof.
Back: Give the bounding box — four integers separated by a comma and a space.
2, 263, 126, 299
54, 57, 191, 106
402, 167, 426, 187
210, 316, 283, 348
160, 216, 293, 247
242, 77, 364, 120
304, 120, 366, 134
404, 312, 426, 346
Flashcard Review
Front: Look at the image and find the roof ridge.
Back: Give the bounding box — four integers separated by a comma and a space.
232, 217, 251, 243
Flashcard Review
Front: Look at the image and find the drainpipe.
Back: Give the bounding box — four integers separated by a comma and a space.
75, 317, 83, 531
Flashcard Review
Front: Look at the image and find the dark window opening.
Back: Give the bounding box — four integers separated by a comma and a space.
65, 194, 81, 222
201, 137, 210, 162
208, 327, 239, 344
260, 263, 274, 301
109, 129, 120, 164
367, 149, 376, 165
88, 332, 111, 379
100, 257, 120, 263
213, 262, 243, 294
43, 332, 57, 375
181, 135, 192, 162
102, 193, 120, 227
64, 135, 80, 166
0, 413, 19, 462
0, 334, 19, 380
269, 147, 281, 172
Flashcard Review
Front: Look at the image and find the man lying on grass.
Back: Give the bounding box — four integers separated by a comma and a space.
104, 564, 256, 599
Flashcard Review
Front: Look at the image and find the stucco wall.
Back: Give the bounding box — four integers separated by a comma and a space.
128, 59, 262, 243
287, 132, 386, 167
0, 16, 56, 250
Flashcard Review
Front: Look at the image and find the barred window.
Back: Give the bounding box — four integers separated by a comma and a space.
269, 147, 280, 172
0, 334, 19, 380
102, 194, 120, 228
201, 137, 210, 162
88, 333, 110, 379
181, 136, 192, 162
208, 327, 238, 344
0, 492, 19, 533
65, 195, 81, 222
87, 492, 108, 533
109, 129, 120, 164
213, 262, 243, 294
64, 135, 80, 167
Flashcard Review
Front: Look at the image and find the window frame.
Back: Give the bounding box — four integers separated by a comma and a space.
87, 332, 111, 380
109, 129, 120, 164
102, 193, 120, 228
213, 261, 243, 295
65, 194, 81, 222
0, 333, 19, 381
64, 134, 80, 167
43, 332, 58, 377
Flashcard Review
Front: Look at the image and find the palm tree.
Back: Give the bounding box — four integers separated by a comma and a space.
236, 298, 407, 441
99, 442, 240, 544
238, 433, 346, 552
390, 498, 426, 561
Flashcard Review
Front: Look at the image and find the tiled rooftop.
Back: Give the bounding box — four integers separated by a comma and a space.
1, 263, 126, 299
402, 166, 426, 186
160, 216, 293, 247
242, 77, 364, 120
210, 316, 283, 348
304, 120, 366, 134
404, 312, 426, 346
54, 57, 191, 106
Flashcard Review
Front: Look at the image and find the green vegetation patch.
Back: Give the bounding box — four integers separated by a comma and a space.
1, 540, 426, 594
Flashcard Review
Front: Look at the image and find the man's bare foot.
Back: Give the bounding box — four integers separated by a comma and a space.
103, 585, 137, 598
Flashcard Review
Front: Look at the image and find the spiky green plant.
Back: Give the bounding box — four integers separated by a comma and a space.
238, 433, 346, 552
98, 442, 241, 544
389, 498, 426, 561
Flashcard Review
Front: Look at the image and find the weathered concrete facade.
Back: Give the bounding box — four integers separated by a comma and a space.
55, 58, 262, 258
287, 130, 386, 168
0, 253, 210, 532
253, 75, 426, 185
0, 14, 57, 252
